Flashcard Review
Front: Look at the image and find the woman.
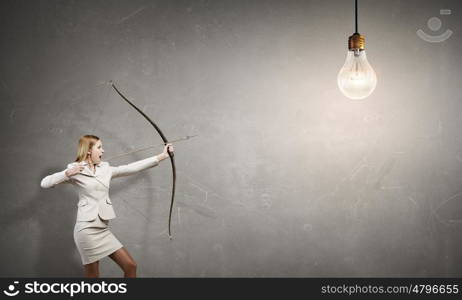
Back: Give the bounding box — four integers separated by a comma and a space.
40, 134, 174, 278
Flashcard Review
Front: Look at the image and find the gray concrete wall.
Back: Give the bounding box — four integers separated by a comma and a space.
1, 0, 462, 277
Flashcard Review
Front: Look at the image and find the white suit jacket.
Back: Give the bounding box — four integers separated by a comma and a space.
40, 156, 159, 221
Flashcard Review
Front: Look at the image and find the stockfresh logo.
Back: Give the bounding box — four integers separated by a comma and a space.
3, 281, 20, 297
2, 281, 128, 297
417, 9, 453, 43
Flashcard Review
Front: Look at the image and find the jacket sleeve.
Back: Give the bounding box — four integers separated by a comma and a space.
110, 156, 160, 179
40, 170, 73, 188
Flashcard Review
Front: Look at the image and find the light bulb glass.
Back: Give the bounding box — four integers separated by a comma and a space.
337, 49, 377, 100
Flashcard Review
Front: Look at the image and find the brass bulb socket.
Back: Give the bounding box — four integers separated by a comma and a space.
348, 33, 365, 50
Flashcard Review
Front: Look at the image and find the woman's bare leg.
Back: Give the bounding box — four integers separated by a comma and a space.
84, 261, 99, 278
109, 247, 137, 278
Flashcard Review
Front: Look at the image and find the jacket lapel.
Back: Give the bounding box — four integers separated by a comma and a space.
79, 165, 95, 177
79, 163, 109, 189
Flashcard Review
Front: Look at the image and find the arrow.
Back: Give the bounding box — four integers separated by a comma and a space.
105, 135, 198, 161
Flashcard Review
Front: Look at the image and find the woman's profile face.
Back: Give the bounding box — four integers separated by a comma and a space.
88, 140, 104, 164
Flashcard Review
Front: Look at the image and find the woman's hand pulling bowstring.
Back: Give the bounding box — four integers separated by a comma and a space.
65, 163, 85, 177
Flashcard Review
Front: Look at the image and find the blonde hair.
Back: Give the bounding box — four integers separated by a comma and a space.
74, 135, 100, 162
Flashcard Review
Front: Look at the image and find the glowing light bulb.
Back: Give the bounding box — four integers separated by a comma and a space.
337, 48, 377, 100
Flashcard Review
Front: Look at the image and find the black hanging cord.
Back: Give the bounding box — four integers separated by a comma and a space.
355, 0, 358, 33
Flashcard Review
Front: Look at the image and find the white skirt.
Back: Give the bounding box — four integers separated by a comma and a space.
73, 215, 123, 265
